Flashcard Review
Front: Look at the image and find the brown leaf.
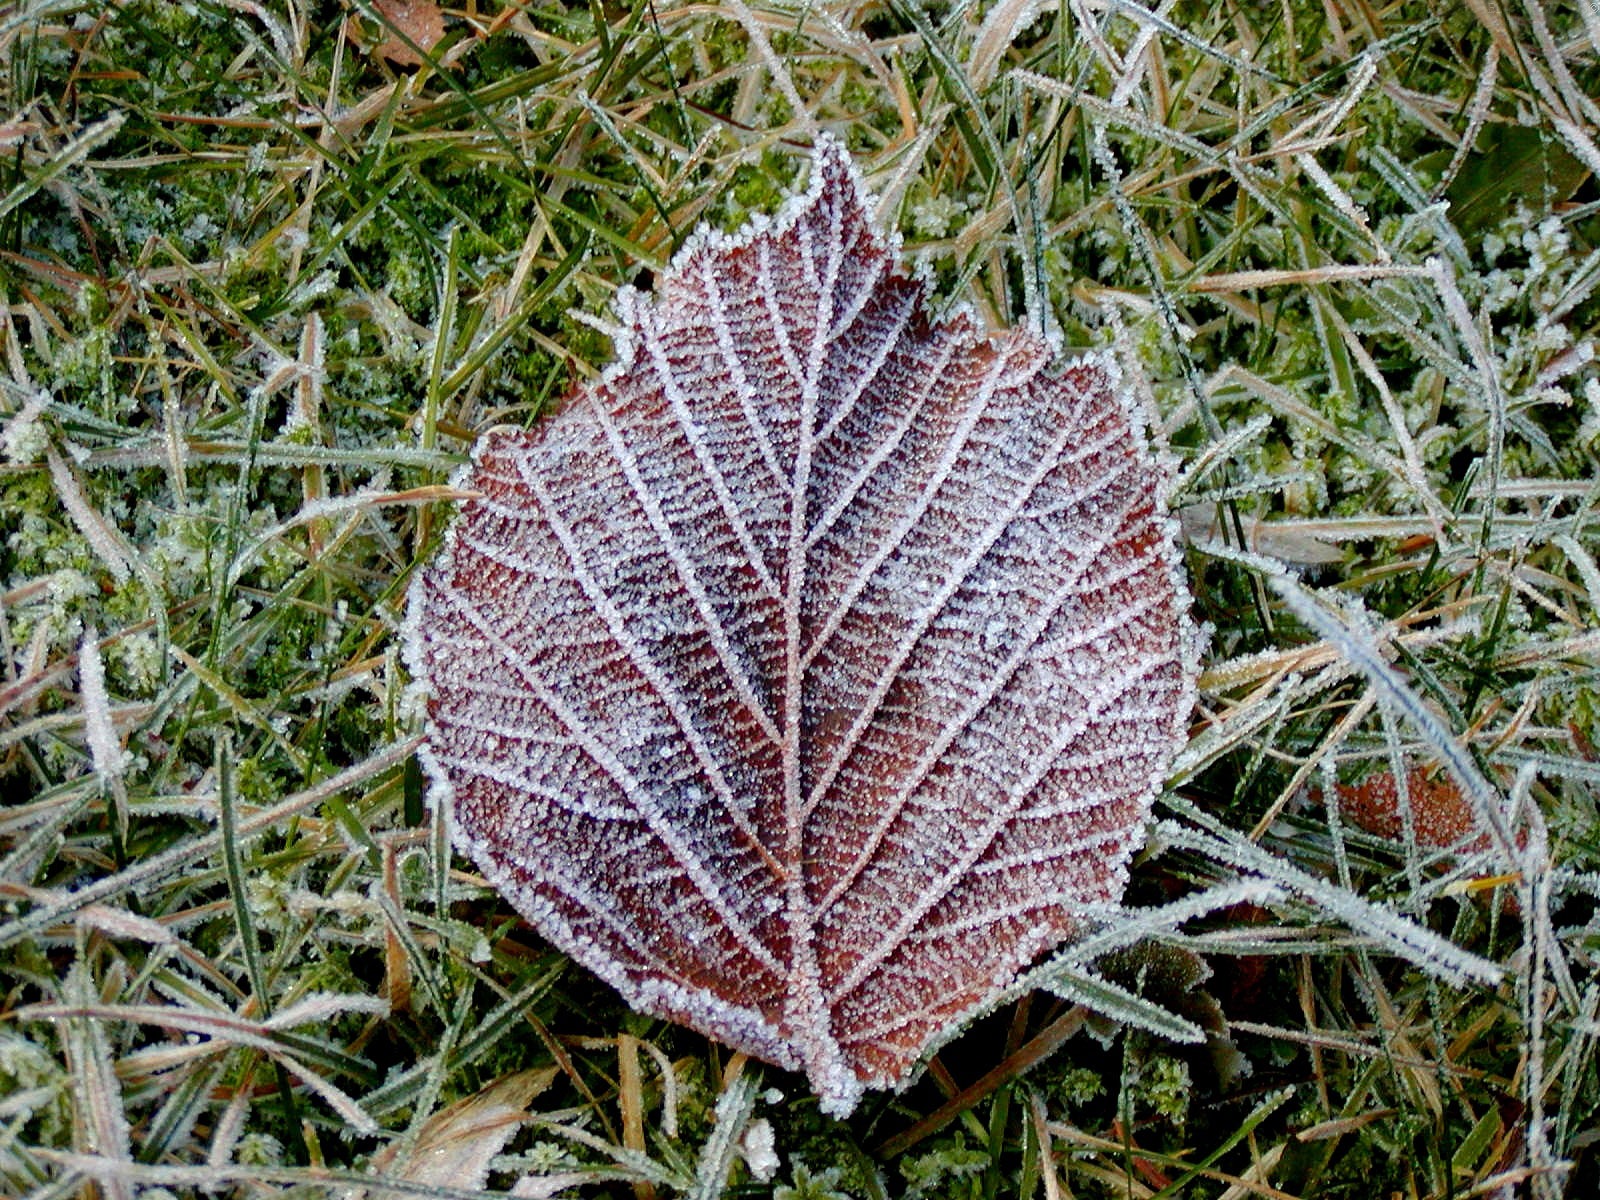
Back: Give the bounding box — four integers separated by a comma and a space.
404, 138, 1195, 1115
368, 0, 446, 67
1332, 765, 1495, 852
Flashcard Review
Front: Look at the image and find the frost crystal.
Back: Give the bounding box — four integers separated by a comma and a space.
403, 137, 1196, 1114
741, 1118, 780, 1182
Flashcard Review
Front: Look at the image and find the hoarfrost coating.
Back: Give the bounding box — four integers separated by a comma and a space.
402, 136, 1197, 1114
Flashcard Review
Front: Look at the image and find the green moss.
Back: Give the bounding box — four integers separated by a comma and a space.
899, 1137, 990, 1199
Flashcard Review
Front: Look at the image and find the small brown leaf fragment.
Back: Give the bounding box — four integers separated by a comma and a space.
404, 137, 1196, 1115
1333, 765, 1489, 851
368, 0, 446, 66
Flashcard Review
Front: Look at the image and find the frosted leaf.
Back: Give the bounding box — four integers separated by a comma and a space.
403, 137, 1196, 1116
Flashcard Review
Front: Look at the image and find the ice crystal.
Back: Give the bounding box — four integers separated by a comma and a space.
1, 390, 49, 464
404, 137, 1195, 1114
742, 1118, 780, 1182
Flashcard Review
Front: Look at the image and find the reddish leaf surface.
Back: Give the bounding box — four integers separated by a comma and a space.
404, 139, 1195, 1114
368, 0, 446, 66
1332, 765, 1496, 852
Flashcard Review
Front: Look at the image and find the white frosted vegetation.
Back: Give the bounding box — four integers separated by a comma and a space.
78, 626, 128, 788
47, 449, 134, 585
403, 136, 1196, 1114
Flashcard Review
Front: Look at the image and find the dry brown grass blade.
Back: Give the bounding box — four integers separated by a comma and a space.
361, 1069, 557, 1199
617, 1035, 656, 1200
874, 1006, 1088, 1158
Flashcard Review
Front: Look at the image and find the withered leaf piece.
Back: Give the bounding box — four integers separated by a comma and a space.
1330, 765, 1500, 853
367, 0, 447, 67
404, 138, 1195, 1115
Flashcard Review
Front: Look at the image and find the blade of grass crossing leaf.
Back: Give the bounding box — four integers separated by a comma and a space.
1042, 967, 1206, 1043
1269, 575, 1518, 858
